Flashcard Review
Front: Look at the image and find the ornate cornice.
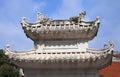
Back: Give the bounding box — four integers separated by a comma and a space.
5, 42, 113, 69
20, 12, 100, 41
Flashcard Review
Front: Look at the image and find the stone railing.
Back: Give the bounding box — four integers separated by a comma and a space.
5, 41, 114, 60
87, 41, 114, 54
23, 21, 98, 33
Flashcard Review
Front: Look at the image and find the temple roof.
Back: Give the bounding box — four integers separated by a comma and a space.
113, 53, 120, 58
112, 52, 120, 62
99, 62, 120, 77
5, 42, 113, 69
20, 11, 100, 41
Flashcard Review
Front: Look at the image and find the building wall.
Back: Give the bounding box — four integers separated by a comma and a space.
36, 39, 88, 52
23, 69, 99, 77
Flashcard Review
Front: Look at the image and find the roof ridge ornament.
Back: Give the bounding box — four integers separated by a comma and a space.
69, 11, 86, 23
78, 11, 86, 21
96, 16, 100, 24
5, 44, 10, 51
21, 17, 27, 27
109, 41, 114, 48
5, 44, 11, 56
37, 12, 53, 23
37, 12, 44, 22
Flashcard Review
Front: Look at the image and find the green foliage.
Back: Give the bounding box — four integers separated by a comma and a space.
0, 49, 8, 65
0, 49, 19, 77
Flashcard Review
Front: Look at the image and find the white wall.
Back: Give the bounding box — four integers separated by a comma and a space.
35, 39, 88, 52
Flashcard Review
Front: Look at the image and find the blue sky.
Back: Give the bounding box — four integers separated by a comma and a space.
0, 0, 120, 51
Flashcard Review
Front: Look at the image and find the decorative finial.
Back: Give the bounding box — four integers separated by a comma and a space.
5, 44, 10, 50
37, 12, 44, 22
21, 17, 26, 22
104, 44, 108, 49
109, 41, 114, 47
21, 17, 26, 26
5, 44, 11, 56
79, 11, 86, 18
78, 11, 86, 21
96, 16, 100, 23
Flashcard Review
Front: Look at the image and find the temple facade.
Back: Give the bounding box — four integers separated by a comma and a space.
5, 12, 114, 77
